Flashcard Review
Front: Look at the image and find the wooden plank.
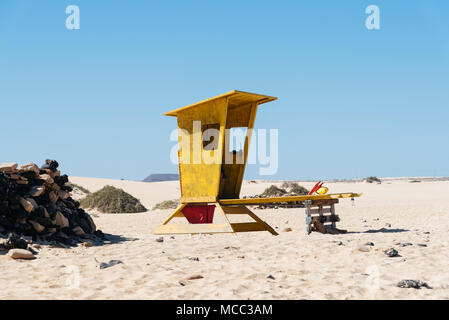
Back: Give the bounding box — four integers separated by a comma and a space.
310, 207, 332, 215
173, 212, 186, 217
310, 199, 339, 206
219, 193, 362, 206
181, 196, 217, 203
245, 210, 279, 236
331, 203, 337, 228
154, 223, 234, 235
164, 90, 277, 117
305, 200, 312, 234
318, 215, 340, 223
230, 222, 270, 233
219, 204, 278, 235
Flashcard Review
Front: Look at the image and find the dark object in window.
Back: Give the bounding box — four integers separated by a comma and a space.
202, 123, 220, 151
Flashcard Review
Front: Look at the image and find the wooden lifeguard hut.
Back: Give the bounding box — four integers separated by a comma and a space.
154, 90, 361, 235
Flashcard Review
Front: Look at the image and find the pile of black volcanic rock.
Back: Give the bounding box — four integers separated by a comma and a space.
0, 160, 104, 247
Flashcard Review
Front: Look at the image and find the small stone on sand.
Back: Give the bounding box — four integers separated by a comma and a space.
384, 248, 399, 257
8, 249, 36, 260
99, 260, 123, 269
187, 275, 204, 280
399, 243, 412, 247
397, 280, 432, 289
417, 243, 427, 247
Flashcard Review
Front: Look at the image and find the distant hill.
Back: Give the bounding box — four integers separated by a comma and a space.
143, 173, 179, 182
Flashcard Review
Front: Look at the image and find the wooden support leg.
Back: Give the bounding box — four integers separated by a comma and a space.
215, 203, 236, 235
246, 210, 279, 236
330, 203, 337, 229
217, 204, 279, 236
161, 203, 187, 225
305, 200, 312, 234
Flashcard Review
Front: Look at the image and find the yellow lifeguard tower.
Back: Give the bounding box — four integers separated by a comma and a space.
154, 90, 361, 235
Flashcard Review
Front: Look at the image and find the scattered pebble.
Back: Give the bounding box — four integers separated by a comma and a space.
283, 227, 292, 232
417, 243, 427, 247
99, 260, 123, 269
8, 249, 36, 260
189, 257, 200, 262
384, 248, 399, 257
333, 241, 343, 246
397, 280, 432, 289
399, 243, 412, 247
187, 275, 204, 280
364, 242, 375, 246
267, 275, 275, 280
155, 237, 164, 243
385, 223, 392, 228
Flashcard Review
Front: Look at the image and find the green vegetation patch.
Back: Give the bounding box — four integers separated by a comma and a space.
365, 176, 381, 184
281, 182, 309, 195
152, 199, 180, 210
289, 183, 309, 195
80, 185, 147, 213
260, 185, 288, 197
67, 182, 91, 194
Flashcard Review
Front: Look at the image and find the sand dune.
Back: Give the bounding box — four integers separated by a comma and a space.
1, 178, 448, 299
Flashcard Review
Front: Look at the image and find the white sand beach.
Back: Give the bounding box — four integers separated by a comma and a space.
1, 177, 448, 300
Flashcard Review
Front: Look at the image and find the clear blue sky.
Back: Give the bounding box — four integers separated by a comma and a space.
1, 0, 448, 181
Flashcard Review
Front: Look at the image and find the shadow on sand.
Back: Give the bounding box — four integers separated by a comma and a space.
101, 233, 138, 245
1, 231, 138, 249
344, 227, 409, 235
